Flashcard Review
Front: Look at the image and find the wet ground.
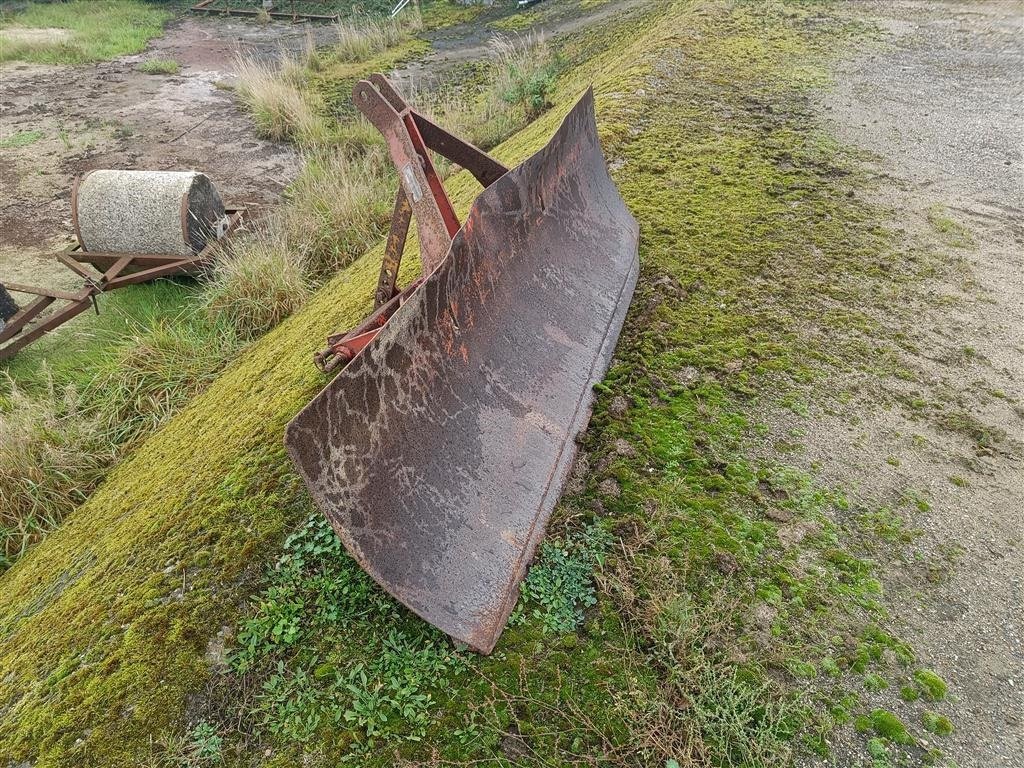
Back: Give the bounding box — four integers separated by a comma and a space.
0, 16, 333, 290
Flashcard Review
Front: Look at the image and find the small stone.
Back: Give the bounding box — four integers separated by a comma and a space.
613, 438, 637, 457
674, 366, 700, 386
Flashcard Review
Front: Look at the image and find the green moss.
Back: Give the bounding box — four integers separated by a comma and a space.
900, 684, 920, 702
868, 709, 912, 745
914, 669, 948, 701
867, 736, 888, 759
863, 672, 888, 692
922, 711, 953, 736
490, 10, 541, 31
419, 0, 484, 29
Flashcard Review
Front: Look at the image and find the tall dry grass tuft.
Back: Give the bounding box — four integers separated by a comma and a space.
232, 51, 330, 144
282, 147, 393, 280
490, 31, 560, 120
0, 318, 238, 570
0, 376, 112, 568
334, 10, 423, 63
202, 229, 310, 340
81, 319, 240, 444
202, 146, 392, 335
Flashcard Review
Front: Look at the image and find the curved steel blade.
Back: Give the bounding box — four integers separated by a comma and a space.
285, 89, 639, 652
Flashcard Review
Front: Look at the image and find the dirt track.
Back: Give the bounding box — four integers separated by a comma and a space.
796, 2, 1023, 765
0, 16, 332, 290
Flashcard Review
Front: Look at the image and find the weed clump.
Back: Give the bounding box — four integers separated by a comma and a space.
203, 235, 310, 341
0, 376, 112, 567
510, 524, 611, 633
491, 32, 561, 120
232, 50, 330, 144
334, 10, 423, 63
138, 57, 179, 75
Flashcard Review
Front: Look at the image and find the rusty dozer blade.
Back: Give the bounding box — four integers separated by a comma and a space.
285, 78, 639, 653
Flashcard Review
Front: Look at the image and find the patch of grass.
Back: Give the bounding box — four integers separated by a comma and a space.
0, 375, 113, 569
0, 313, 238, 570
937, 410, 1005, 450
421, 32, 563, 152
138, 57, 180, 75
0, 129, 43, 148
492, 31, 562, 121
202, 233, 310, 340
0, 0, 171, 65
926, 204, 973, 248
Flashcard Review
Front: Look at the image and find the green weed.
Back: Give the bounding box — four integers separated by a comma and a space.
139, 57, 180, 75
0, 129, 43, 148
510, 524, 611, 634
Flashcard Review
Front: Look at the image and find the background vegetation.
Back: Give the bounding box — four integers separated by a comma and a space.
0, 0, 172, 64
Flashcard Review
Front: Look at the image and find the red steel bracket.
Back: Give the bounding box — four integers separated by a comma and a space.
314, 76, 510, 374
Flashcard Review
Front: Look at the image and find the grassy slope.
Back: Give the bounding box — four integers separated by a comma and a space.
0, 1, 951, 765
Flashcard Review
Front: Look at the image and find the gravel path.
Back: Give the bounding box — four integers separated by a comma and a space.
802, 2, 1022, 765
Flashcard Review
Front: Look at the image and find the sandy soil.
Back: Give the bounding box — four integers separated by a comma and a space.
0, 16, 337, 291
787, 2, 1022, 765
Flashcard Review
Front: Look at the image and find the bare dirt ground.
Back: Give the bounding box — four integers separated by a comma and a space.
0, 15, 336, 291
787, 1, 1022, 765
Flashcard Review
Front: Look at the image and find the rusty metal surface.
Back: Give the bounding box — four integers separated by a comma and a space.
285, 90, 639, 653
354, 80, 455, 275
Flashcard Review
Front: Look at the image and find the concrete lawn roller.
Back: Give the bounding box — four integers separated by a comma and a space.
285, 75, 639, 653
0, 170, 243, 360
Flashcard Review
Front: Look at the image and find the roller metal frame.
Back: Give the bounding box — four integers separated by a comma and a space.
190, 0, 340, 23
0, 208, 244, 361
